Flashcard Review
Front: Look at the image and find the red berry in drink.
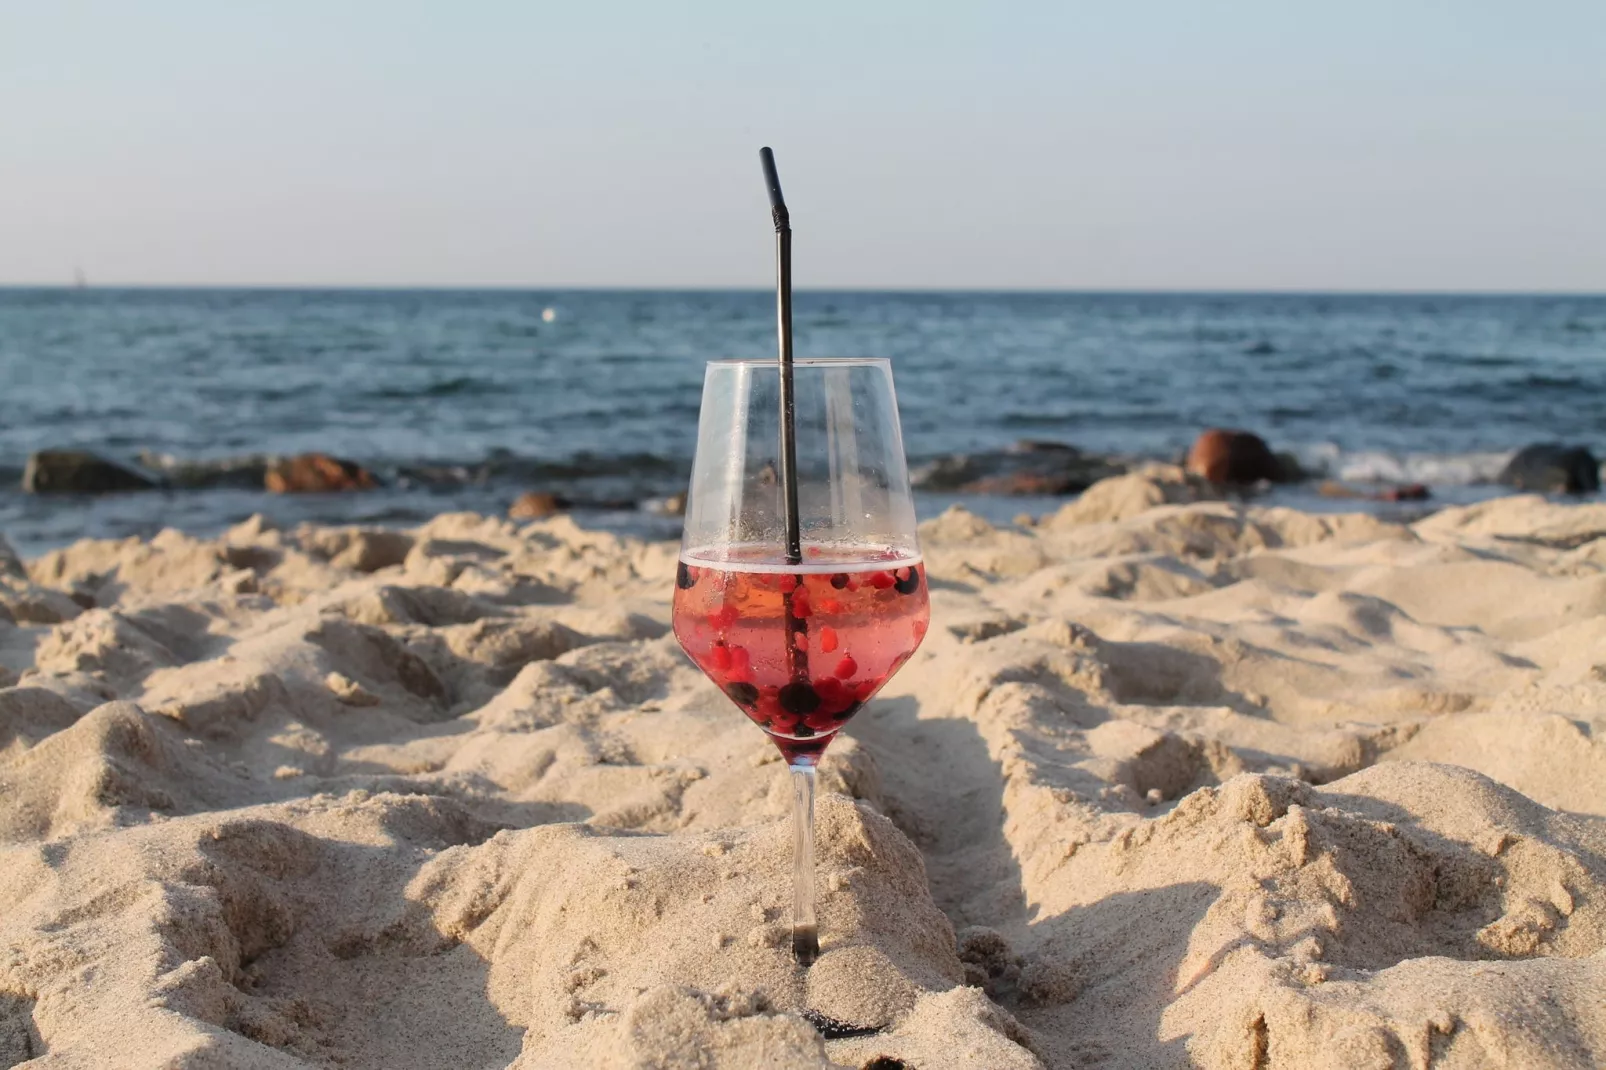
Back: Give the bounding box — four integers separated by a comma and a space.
813, 677, 857, 715
870, 571, 895, 589
834, 655, 857, 679
710, 642, 732, 672
804, 710, 839, 731
819, 626, 839, 653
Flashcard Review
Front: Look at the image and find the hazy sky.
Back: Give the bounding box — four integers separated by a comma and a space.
3, 2, 1604, 290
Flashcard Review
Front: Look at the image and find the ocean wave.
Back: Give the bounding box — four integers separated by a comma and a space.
472, 450, 683, 481
363, 376, 495, 400
1421, 352, 1522, 368
999, 409, 1181, 429
1512, 373, 1598, 390
1296, 445, 1515, 486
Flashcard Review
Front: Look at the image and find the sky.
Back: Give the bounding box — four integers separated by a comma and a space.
2, 2, 1604, 291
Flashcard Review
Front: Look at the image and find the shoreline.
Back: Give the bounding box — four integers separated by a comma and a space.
2, 441, 1596, 560
1, 468, 1604, 1066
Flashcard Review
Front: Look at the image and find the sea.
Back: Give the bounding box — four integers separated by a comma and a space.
1, 288, 1602, 555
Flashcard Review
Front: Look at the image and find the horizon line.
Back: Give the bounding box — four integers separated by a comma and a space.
2, 282, 1605, 299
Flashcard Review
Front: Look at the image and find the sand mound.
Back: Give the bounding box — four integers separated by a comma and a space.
1, 488, 1603, 1067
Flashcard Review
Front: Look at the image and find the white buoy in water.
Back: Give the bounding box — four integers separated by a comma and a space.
542, 307, 557, 323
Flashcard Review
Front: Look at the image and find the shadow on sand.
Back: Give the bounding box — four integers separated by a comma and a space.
849, 693, 1222, 1069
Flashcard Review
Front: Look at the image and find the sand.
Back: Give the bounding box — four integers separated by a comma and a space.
0, 468, 1603, 1069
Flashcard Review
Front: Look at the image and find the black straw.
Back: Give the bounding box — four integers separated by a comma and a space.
760, 147, 802, 566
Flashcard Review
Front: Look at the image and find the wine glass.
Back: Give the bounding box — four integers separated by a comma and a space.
672, 357, 929, 965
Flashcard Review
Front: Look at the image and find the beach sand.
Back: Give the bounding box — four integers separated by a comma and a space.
1, 467, 1603, 1068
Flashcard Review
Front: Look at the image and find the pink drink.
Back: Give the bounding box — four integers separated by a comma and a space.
673, 550, 930, 763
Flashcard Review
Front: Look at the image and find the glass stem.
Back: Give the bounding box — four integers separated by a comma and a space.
790, 760, 819, 966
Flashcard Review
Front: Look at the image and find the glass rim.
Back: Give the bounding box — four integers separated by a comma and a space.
705, 356, 891, 369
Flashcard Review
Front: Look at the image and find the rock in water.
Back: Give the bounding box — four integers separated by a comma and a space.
0, 535, 23, 578
509, 492, 570, 519
912, 440, 1126, 496
138, 451, 269, 489
1497, 443, 1601, 494
1379, 482, 1431, 502
22, 451, 156, 494
1319, 480, 1432, 503
264, 454, 377, 493
1185, 429, 1287, 486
